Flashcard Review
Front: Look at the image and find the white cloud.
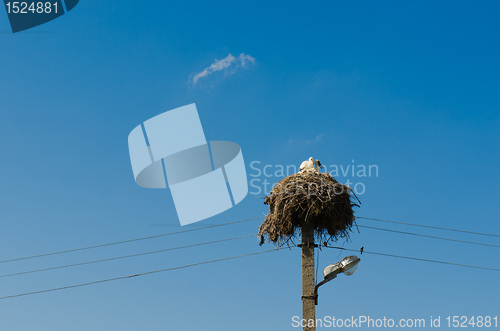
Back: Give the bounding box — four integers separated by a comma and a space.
238, 53, 256, 67
306, 134, 324, 144
190, 53, 255, 85
287, 134, 324, 147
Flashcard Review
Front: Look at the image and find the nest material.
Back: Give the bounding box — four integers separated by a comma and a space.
258, 169, 360, 247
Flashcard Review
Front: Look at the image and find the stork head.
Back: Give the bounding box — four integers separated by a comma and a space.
309, 157, 314, 161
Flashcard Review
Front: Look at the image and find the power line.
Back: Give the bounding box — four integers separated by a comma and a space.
0, 216, 264, 265
8, 225, 495, 281
357, 216, 500, 238
357, 225, 500, 248
0, 247, 287, 300
326, 246, 500, 272
0, 234, 257, 279
5, 215, 495, 266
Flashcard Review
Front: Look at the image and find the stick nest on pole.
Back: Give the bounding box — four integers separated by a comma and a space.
258, 170, 360, 247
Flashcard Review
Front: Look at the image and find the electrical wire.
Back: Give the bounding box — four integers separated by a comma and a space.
357, 216, 500, 238
326, 246, 500, 272
357, 225, 500, 248
1, 214, 498, 297
4, 215, 496, 266
0, 216, 264, 264
2, 239, 499, 300
0, 234, 257, 279
0, 247, 287, 300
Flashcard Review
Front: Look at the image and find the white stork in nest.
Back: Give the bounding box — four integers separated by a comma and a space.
299, 157, 324, 173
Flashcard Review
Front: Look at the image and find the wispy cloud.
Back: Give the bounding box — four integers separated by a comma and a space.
190, 53, 256, 85
306, 134, 324, 144
287, 134, 325, 147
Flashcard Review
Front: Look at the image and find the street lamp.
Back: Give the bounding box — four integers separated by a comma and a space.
314, 255, 360, 305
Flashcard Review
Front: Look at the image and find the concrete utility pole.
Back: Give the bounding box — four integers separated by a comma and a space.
258, 167, 359, 331
301, 222, 316, 331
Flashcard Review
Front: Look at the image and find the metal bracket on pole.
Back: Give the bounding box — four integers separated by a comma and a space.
297, 243, 318, 248
314, 276, 336, 305
301, 294, 318, 303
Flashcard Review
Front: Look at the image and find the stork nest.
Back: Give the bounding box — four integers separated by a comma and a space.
258, 170, 360, 247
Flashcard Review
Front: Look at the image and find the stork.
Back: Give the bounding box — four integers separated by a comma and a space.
300, 157, 323, 173
299, 157, 315, 172
314, 159, 324, 172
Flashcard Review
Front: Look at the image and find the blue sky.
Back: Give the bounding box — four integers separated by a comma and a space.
0, 1, 499, 330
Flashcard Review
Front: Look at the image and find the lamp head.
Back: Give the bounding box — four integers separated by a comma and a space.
323, 255, 360, 280
340, 255, 360, 276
